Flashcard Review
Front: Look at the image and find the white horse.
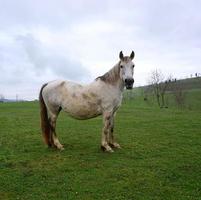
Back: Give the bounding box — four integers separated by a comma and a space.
39, 51, 135, 152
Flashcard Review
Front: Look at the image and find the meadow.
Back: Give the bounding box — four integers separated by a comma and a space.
0, 94, 201, 199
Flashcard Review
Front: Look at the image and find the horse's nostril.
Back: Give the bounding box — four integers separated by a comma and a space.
125, 78, 134, 84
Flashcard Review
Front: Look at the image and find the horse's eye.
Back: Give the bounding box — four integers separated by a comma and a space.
120, 65, 123, 69
132, 65, 135, 68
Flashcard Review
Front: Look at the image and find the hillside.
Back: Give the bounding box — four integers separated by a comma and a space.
135, 77, 201, 92
167, 76, 201, 91
124, 77, 201, 110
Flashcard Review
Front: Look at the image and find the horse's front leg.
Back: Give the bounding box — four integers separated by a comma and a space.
108, 115, 121, 149
101, 112, 114, 152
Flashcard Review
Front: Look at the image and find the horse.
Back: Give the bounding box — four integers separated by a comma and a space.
39, 51, 135, 152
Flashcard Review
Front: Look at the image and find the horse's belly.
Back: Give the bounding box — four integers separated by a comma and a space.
70, 111, 101, 120
63, 102, 102, 120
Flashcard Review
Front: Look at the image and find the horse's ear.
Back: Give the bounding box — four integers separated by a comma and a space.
130, 51, 135, 60
119, 51, 124, 60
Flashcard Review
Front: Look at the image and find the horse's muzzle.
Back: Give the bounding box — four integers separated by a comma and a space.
125, 78, 134, 89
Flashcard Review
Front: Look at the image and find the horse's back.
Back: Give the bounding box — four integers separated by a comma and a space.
42, 80, 82, 103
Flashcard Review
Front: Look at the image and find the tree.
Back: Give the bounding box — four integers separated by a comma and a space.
171, 82, 186, 108
148, 69, 171, 108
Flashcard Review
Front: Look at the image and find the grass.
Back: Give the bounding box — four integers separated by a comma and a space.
130, 86, 201, 111
0, 101, 201, 199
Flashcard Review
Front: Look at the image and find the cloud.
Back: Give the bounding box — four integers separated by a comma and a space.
16, 34, 89, 80
0, 0, 107, 31
0, 0, 201, 99
0, 33, 89, 99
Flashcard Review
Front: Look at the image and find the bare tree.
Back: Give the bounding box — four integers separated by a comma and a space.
160, 75, 173, 108
148, 69, 171, 108
172, 82, 186, 108
147, 69, 162, 107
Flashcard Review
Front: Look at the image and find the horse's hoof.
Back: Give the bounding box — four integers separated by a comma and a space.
101, 145, 106, 151
101, 145, 114, 153
57, 145, 64, 151
109, 143, 121, 149
109, 143, 115, 148
107, 148, 114, 153
59, 147, 65, 151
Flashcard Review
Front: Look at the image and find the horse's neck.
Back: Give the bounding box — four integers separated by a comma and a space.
115, 78, 124, 93
98, 63, 124, 92
110, 64, 124, 92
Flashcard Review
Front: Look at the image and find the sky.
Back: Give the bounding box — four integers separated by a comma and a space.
0, 0, 201, 100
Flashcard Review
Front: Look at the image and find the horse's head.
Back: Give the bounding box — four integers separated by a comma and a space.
119, 51, 135, 89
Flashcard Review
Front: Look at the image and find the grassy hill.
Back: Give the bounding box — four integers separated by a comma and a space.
0, 101, 201, 199
136, 77, 201, 92
125, 77, 201, 110
170, 77, 201, 91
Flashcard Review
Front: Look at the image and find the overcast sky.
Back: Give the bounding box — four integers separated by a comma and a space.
0, 0, 200, 100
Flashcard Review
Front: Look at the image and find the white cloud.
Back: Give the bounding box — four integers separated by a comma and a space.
0, 0, 201, 99
0, 32, 89, 99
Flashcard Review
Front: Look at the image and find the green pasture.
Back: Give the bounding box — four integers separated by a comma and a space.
0, 97, 201, 199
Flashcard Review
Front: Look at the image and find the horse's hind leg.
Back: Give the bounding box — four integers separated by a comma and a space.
48, 107, 64, 150
49, 118, 64, 150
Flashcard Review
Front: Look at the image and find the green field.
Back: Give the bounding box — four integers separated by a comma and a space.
0, 99, 201, 199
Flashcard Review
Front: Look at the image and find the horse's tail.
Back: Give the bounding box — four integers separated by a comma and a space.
39, 83, 51, 146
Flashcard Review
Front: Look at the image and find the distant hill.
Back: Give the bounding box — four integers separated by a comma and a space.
0, 99, 26, 103
128, 76, 201, 110
135, 77, 201, 91
168, 77, 201, 91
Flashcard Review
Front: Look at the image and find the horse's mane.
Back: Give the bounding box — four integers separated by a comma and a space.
96, 62, 121, 85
